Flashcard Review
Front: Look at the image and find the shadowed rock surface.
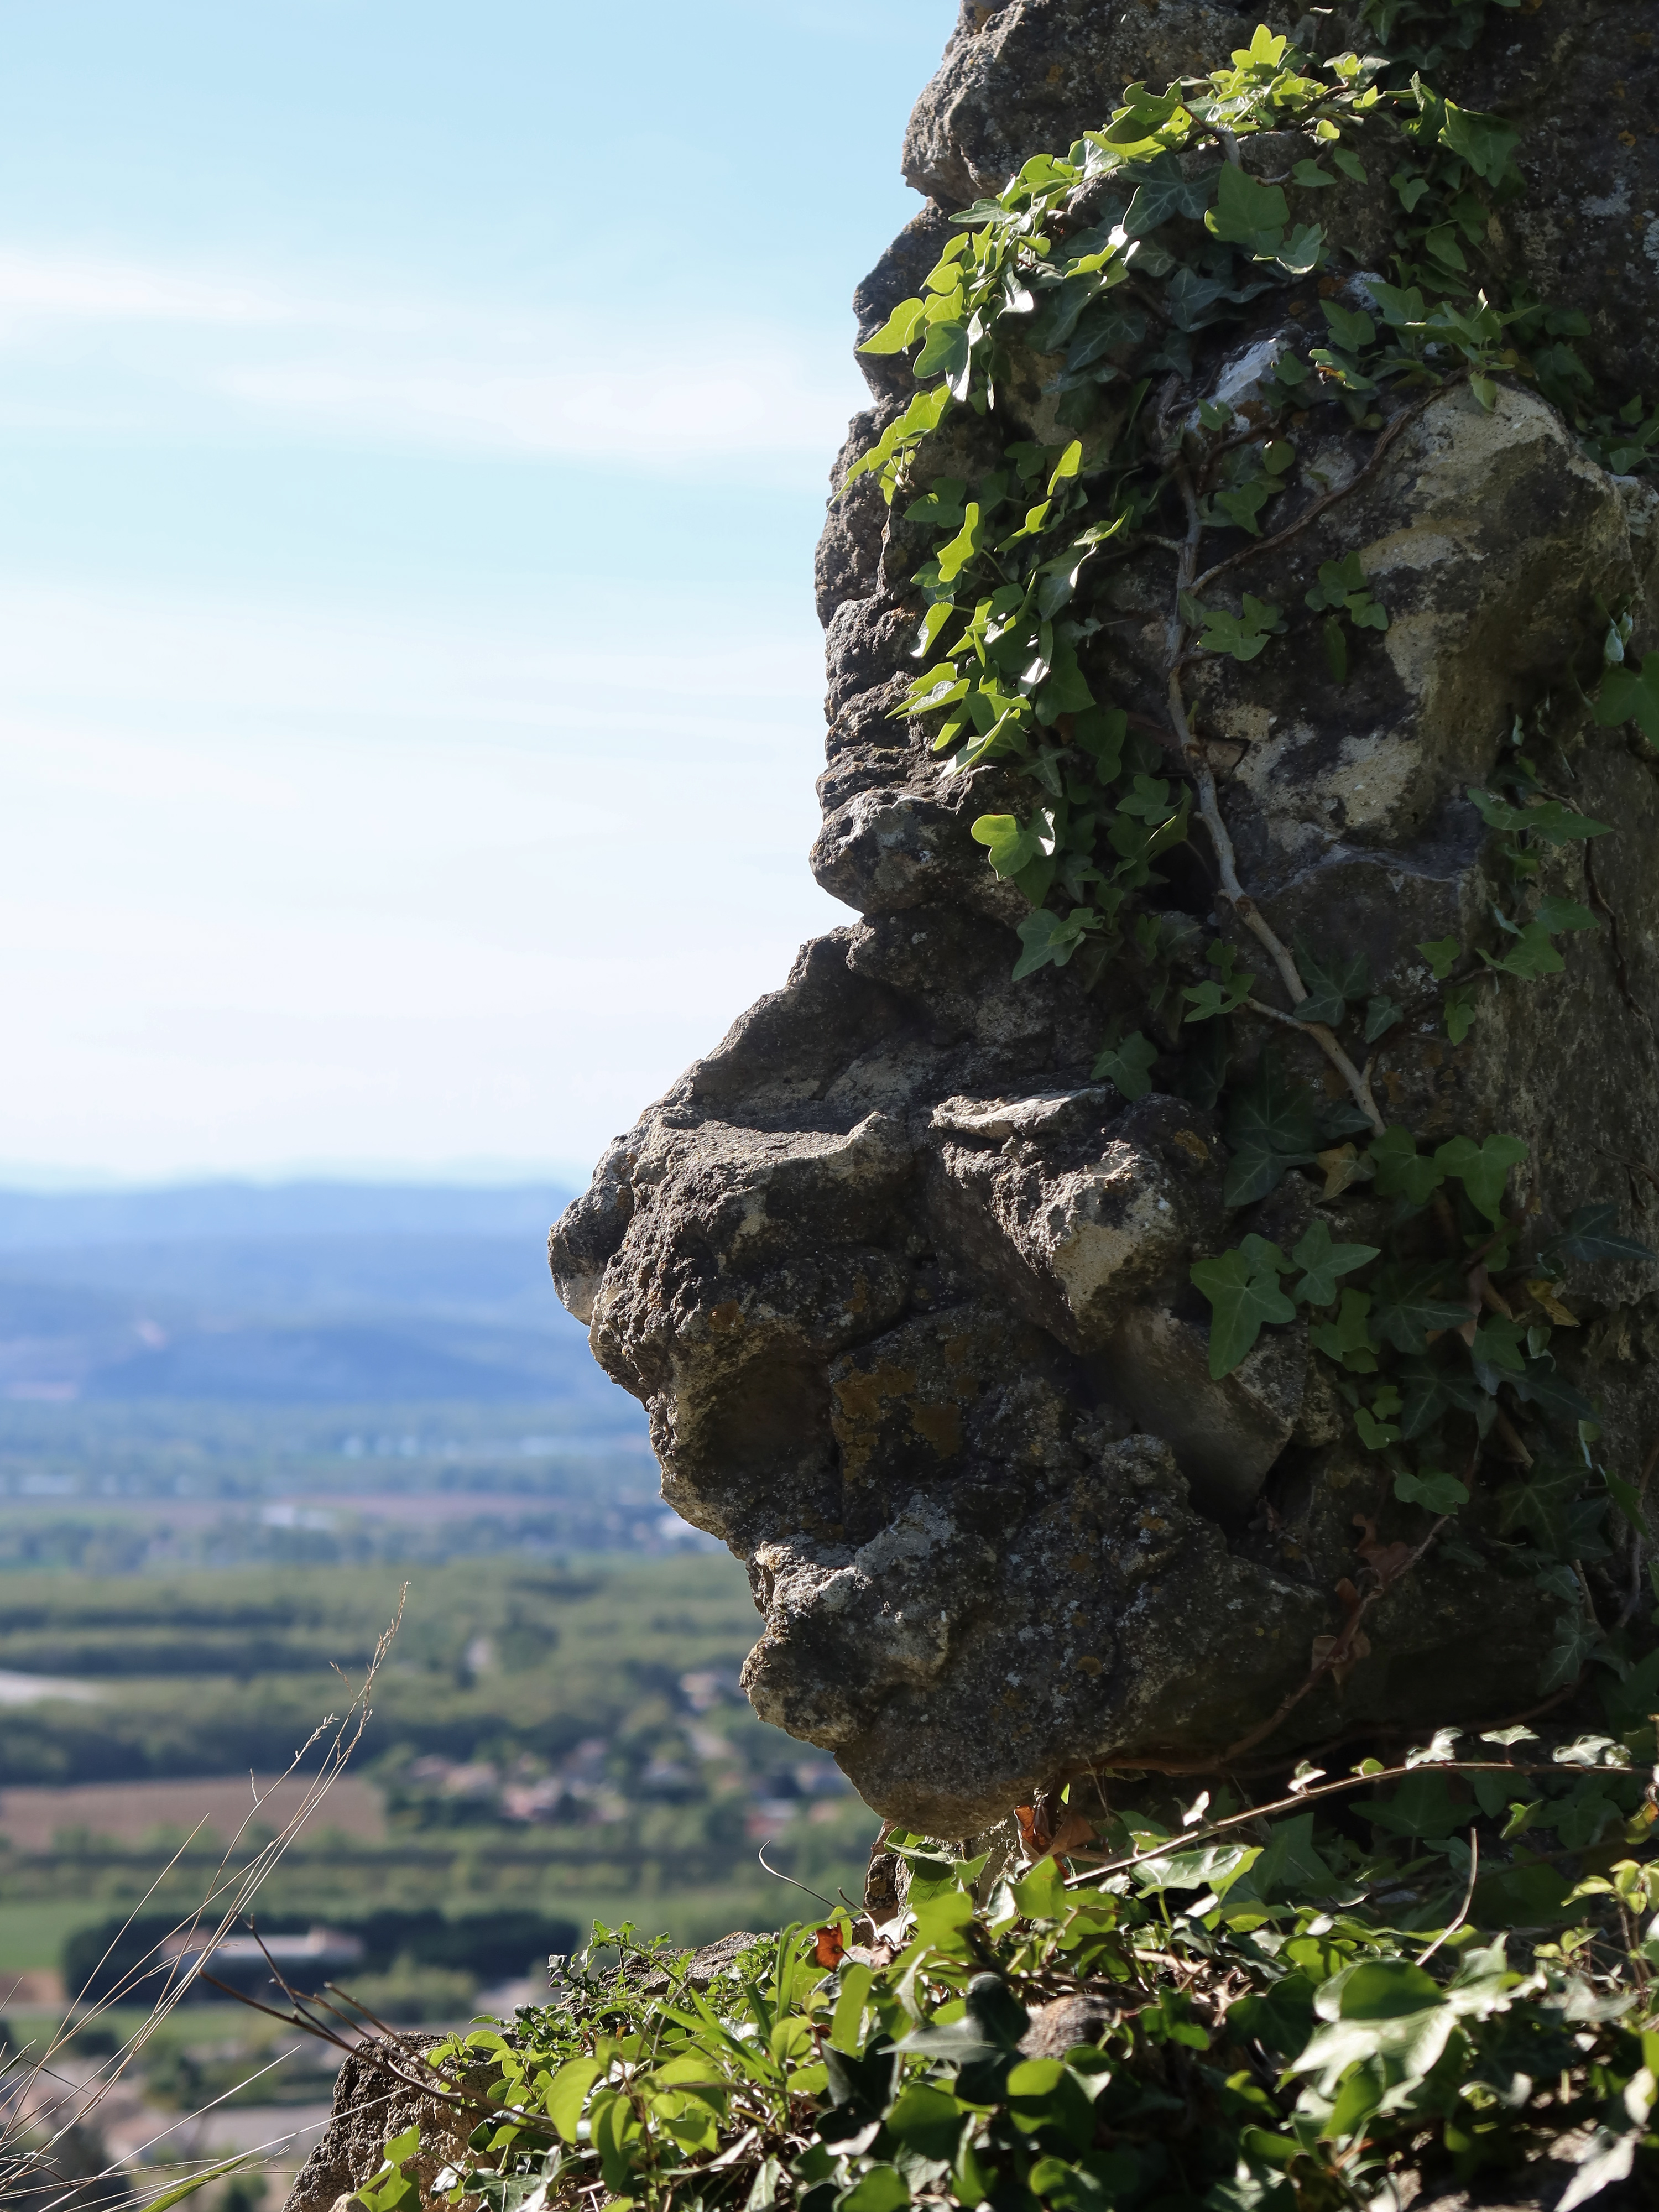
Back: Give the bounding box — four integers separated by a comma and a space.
553, 0, 1659, 1836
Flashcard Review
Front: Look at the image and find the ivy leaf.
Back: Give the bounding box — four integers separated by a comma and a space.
1249, 1812, 1335, 1901
914, 317, 972, 386
1183, 975, 1254, 1022
1550, 1203, 1655, 1266
859, 297, 928, 355
1310, 1287, 1379, 1373
1509, 1360, 1598, 1428
1011, 907, 1100, 980
1443, 983, 1480, 1046
1368, 1126, 1446, 1208
1123, 152, 1212, 233
1212, 479, 1274, 535
1535, 895, 1599, 935
1540, 1612, 1599, 1693
1468, 788, 1613, 845
1289, 1218, 1379, 1306
1275, 224, 1324, 276
1321, 300, 1375, 351
1092, 1030, 1158, 1101
1395, 1468, 1470, 1514
1470, 1313, 1526, 1374
1116, 773, 1177, 822
1480, 920, 1566, 980
1355, 1403, 1401, 1449
1417, 936, 1460, 981
1432, 1132, 1527, 1225
1293, 943, 1369, 1027
1368, 1262, 1470, 1355
1593, 651, 1659, 742
1604, 1468, 1653, 1543
1190, 1245, 1295, 1379
970, 809, 1057, 881
1440, 101, 1520, 184
1304, 552, 1366, 612
1494, 1465, 1580, 1556
1291, 159, 1333, 188
1397, 1355, 1487, 1440
1208, 164, 1290, 245
1197, 595, 1284, 662
1364, 994, 1403, 1042
1222, 1053, 1322, 1204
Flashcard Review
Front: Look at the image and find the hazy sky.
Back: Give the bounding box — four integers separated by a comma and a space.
0, 0, 953, 1185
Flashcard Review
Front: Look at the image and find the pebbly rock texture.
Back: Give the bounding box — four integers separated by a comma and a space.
552, 0, 1659, 1837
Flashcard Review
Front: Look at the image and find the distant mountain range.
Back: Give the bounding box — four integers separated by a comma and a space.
0, 1180, 636, 1412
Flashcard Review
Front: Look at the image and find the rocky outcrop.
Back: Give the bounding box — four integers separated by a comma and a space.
285, 2040, 483, 2212
552, 1, 1659, 1835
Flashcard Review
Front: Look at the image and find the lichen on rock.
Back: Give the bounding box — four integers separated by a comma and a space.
552, 0, 1659, 1837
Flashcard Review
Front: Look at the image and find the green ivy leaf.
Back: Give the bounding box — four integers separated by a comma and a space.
1368, 1262, 1470, 1355
1208, 164, 1290, 244
971, 808, 1057, 880
1432, 1132, 1527, 1225
1550, 1203, 1655, 1266
859, 297, 928, 355
1197, 594, 1284, 662
1321, 300, 1375, 351
1534, 895, 1599, 935
1190, 1245, 1296, 1379
1468, 789, 1613, 845
1222, 1053, 1323, 1204
1363, 993, 1403, 1042
1593, 651, 1659, 742
1310, 1287, 1380, 1373
1396, 1355, 1486, 1440
1092, 1030, 1159, 1100
1443, 983, 1480, 1045
1417, 936, 1460, 981
1289, 1218, 1379, 1306
1480, 920, 1566, 980
1368, 1126, 1446, 1207
914, 318, 972, 386
1494, 1465, 1580, 1556
1293, 943, 1369, 1027
1011, 907, 1101, 980
1440, 101, 1520, 184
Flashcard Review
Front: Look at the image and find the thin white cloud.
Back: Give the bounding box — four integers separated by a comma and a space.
220, 350, 855, 461
0, 245, 290, 327
0, 239, 864, 468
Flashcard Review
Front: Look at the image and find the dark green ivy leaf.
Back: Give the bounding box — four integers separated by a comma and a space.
1593, 651, 1659, 742
1289, 1218, 1379, 1306
1222, 1053, 1322, 1204
1368, 1262, 1470, 1355
1550, 1203, 1656, 1266
1293, 943, 1370, 1027
1190, 1243, 1295, 1378
1092, 1030, 1158, 1102
1494, 1464, 1580, 1556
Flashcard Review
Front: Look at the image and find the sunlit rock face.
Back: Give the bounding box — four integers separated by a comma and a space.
552, 0, 1659, 1835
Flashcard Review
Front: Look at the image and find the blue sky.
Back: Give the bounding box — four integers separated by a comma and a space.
0, 0, 954, 1184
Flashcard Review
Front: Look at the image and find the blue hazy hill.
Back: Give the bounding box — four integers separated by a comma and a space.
0, 1179, 633, 1412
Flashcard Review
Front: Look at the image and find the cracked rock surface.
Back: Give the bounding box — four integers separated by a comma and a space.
552, 1, 1659, 1835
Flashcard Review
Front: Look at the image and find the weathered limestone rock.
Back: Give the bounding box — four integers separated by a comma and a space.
553, 1, 1659, 1834
286, 2040, 482, 2212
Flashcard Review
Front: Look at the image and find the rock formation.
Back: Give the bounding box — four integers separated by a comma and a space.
553, 0, 1659, 1838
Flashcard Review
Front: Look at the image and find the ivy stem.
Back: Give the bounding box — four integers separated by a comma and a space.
1166, 462, 1386, 1135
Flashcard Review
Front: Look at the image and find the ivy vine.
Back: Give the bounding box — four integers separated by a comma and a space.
842, 13, 1659, 1705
